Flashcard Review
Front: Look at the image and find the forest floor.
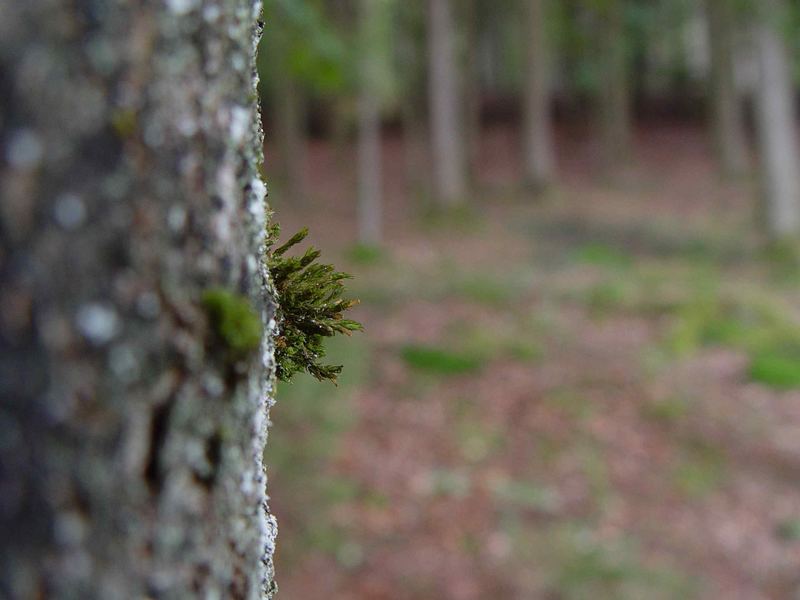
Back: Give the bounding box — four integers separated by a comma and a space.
266, 122, 800, 600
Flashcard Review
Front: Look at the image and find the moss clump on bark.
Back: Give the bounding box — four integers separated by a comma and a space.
202, 288, 263, 357
265, 224, 362, 383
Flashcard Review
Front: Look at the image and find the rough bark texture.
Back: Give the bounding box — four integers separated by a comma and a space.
428, 0, 467, 206
705, 0, 749, 177
357, 0, 382, 246
523, 0, 556, 191
0, 1, 278, 598
753, 0, 800, 238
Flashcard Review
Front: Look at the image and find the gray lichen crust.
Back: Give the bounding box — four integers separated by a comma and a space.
0, 0, 277, 597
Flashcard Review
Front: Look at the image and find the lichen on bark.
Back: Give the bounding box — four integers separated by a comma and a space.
0, 0, 278, 597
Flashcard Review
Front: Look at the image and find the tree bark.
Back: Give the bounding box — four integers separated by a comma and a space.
523, 0, 556, 191
428, 0, 468, 206
598, 0, 631, 169
705, 0, 749, 177
0, 1, 278, 598
753, 0, 800, 238
357, 0, 383, 246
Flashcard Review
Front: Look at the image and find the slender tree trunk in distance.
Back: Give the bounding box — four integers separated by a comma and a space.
753, 0, 800, 238
278, 80, 307, 204
464, 0, 483, 184
523, 0, 556, 191
598, 0, 631, 169
401, 95, 429, 197
705, 0, 749, 177
330, 0, 357, 174
428, 0, 468, 206
398, 2, 430, 198
357, 0, 383, 246
0, 0, 277, 597
268, 25, 307, 205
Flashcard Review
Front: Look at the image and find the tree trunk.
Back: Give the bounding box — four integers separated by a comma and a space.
705, 0, 749, 177
598, 0, 631, 169
464, 0, 482, 184
357, 0, 383, 246
428, 0, 468, 206
273, 78, 307, 204
0, 1, 278, 598
753, 0, 800, 238
398, 2, 429, 198
268, 29, 308, 205
523, 0, 556, 191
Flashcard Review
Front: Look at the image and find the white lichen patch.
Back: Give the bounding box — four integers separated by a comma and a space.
166, 0, 199, 16
229, 105, 251, 145
6, 129, 43, 170
53, 193, 87, 230
75, 303, 121, 346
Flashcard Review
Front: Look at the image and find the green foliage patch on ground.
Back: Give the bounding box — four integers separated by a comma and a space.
671, 442, 728, 498
572, 242, 634, 269
775, 518, 800, 542
400, 344, 482, 375
346, 243, 386, 265
507, 523, 697, 600
749, 351, 800, 389
659, 287, 800, 388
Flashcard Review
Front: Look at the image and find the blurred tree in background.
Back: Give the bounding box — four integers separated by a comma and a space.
705, 0, 749, 177
752, 0, 800, 239
257, 0, 800, 240
259, 0, 347, 204
522, 0, 556, 191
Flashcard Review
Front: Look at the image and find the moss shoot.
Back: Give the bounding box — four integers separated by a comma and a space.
265, 223, 363, 383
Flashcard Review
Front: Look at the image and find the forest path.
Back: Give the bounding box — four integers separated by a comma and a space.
268, 124, 800, 600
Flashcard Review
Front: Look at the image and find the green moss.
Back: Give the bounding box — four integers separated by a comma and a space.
452, 274, 520, 306
110, 108, 138, 139
346, 243, 385, 265
572, 243, 633, 269
663, 290, 800, 360
749, 352, 800, 389
765, 239, 800, 262
535, 524, 697, 600
453, 320, 542, 363
265, 223, 362, 383
642, 396, 691, 424
202, 288, 262, 356
583, 280, 632, 318
672, 443, 727, 498
418, 203, 481, 231
776, 518, 800, 541
400, 344, 482, 375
